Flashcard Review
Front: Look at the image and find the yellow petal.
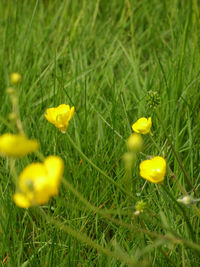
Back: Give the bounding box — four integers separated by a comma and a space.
45, 108, 57, 124
19, 163, 47, 193
69, 106, 75, 120
57, 104, 70, 113
0, 134, 39, 157
44, 156, 64, 195
13, 193, 31, 208
19, 162, 53, 205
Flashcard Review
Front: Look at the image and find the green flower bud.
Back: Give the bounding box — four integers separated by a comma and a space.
135, 200, 146, 213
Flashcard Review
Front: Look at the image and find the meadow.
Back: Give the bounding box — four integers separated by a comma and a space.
0, 0, 200, 266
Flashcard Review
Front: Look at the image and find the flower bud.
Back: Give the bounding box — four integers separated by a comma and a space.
122, 152, 136, 170
6, 87, 15, 95
10, 72, 21, 84
8, 112, 17, 121
126, 133, 143, 152
177, 195, 193, 205
135, 200, 146, 213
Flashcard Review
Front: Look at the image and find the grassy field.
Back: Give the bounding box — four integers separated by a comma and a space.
1, 0, 200, 266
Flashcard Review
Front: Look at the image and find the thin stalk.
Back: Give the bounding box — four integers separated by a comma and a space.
65, 132, 135, 200
37, 208, 138, 266
9, 158, 18, 186
155, 110, 198, 197
61, 178, 200, 253
193, 205, 200, 221
161, 184, 195, 242
149, 134, 187, 195
149, 133, 162, 154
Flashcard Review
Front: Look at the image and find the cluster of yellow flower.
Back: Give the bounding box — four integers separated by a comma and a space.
1, 72, 166, 209
0, 103, 74, 208
130, 117, 166, 184
1, 73, 75, 208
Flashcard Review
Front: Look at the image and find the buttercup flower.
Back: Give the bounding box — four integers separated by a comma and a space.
139, 156, 166, 184
45, 104, 75, 133
10, 72, 21, 84
132, 117, 152, 134
0, 133, 39, 157
13, 156, 64, 208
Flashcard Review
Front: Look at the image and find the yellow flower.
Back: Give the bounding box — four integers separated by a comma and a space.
13, 156, 64, 208
45, 104, 75, 133
126, 133, 143, 152
0, 133, 39, 157
132, 117, 152, 134
10, 72, 21, 84
139, 156, 166, 184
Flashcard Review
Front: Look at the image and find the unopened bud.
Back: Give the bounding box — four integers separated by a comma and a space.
126, 133, 143, 152
6, 87, 15, 95
8, 112, 17, 121
135, 200, 146, 213
177, 195, 193, 205
122, 152, 136, 170
10, 72, 21, 84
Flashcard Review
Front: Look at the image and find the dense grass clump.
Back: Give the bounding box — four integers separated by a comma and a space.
1, 0, 200, 266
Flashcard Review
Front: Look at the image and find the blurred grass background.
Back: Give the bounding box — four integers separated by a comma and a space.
1, 0, 200, 266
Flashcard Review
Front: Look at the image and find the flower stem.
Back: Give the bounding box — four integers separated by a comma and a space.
161, 184, 196, 242
155, 110, 198, 197
47, 178, 200, 254
37, 207, 138, 266
65, 132, 135, 199
149, 134, 187, 195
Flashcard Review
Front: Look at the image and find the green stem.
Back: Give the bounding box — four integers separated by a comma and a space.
161, 184, 195, 242
65, 132, 135, 199
9, 158, 18, 186
149, 134, 187, 195
193, 205, 200, 220
37, 207, 138, 266
149, 133, 162, 153
61, 178, 200, 253
54, 130, 58, 155
155, 110, 198, 197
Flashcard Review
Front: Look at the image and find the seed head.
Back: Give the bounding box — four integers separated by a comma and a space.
146, 90, 160, 109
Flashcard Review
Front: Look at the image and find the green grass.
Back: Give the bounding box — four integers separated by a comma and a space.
1, 0, 200, 266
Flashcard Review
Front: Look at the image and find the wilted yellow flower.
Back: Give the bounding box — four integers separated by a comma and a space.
0, 133, 39, 157
13, 156, 64, 208
10, 72, 22, 84
132, 117, 152, 134
139, 156, 166, 184
126, 133, 143, 152
45, 104, 75, 133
